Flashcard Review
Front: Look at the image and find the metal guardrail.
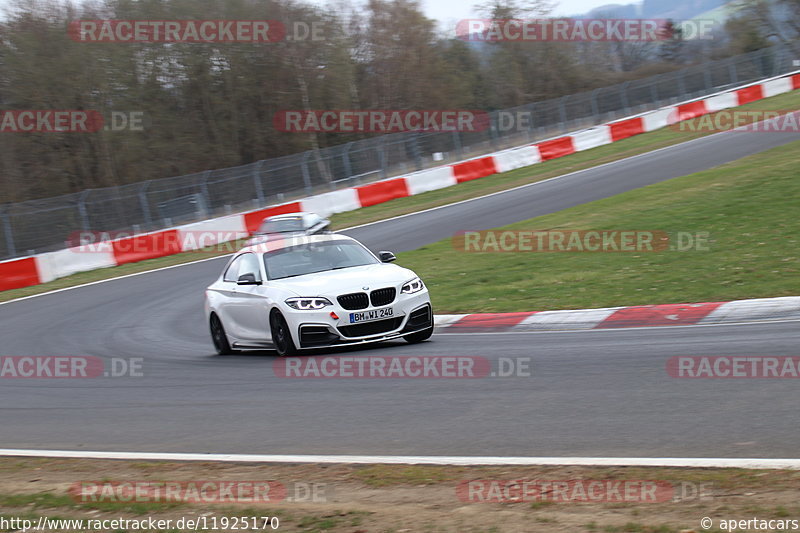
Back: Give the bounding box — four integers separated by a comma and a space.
1, 42, 798, 260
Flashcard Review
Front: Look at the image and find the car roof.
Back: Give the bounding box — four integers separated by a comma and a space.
262, 211, 314, 222
239, 233, 356, 254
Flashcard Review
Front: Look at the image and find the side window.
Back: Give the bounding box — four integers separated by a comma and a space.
238, 253, 262, 282
223, 255, 244, 282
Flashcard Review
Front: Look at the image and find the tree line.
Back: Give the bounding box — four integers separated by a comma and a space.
0, 0, 795, 203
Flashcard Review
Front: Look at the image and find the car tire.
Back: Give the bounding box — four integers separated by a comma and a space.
404, 326, 433, 344
270, 311, 298, 357
210, 314, 237, 355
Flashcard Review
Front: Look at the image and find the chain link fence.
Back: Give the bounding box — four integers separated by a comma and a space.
2, 42, 798, 260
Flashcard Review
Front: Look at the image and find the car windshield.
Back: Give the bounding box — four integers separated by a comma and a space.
258, 217, 305, 234
263, 240, 379, 280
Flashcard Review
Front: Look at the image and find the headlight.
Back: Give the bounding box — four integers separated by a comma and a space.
285, 297, 332, 310
401, 277, 424, 294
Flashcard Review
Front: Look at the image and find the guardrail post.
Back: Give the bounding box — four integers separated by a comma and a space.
252, 161, 265, 205
77, 190, 91, 232
519, 103, 531, 142
677, 70, 687, 97
1, 206, 16, 259
620, 81, 630, 114
728, 58, 738, 85
590, 89, 600, 118
409, 133, 422, 171
452, 130, 463, 159
558, 96, 568, 133
301, 152, 313, 194
138, 181, 153, 228
200, 171, 212, 217
649, 76, 659, 105
342, 142, 353, 179
377, 141, 388, 179
771, 44, 783, 76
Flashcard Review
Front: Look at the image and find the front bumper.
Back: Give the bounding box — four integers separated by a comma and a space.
282, 292, 432, 349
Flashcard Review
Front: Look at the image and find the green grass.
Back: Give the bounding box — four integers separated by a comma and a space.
0, 491, 186, 514
0, 492, 75, 509
1, 89, 798, 304
352, 465, 456, 487
396, 141, 800, 313
530, 500, 557, 510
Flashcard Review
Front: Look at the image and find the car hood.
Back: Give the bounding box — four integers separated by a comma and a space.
272, 264, 417, 296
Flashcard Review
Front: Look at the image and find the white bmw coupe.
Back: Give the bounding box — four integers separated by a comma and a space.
205, 234, 433, 356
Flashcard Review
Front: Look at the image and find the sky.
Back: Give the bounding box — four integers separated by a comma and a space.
0, 0, 633, 24
422, 0, 635, 24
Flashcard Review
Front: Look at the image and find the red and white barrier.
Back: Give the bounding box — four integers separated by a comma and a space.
704, 92, 738, 113
301, 188, 361, 217
675, 100, 708, 122
492, 145, 541, 172
572, 126, 612, 151
0, 257, 40, 291
36, 244, 116, 283
2, 70, 798, 292
355, 178, 410, 207
536, 136, 576, 161
609, 117, 645, 142
762, 76, 793, 98
177, 215, 248, 252
452, 156, 497, 183
434, 297, 800, 332
404, 166, 457, 195
736, 84, 764, 106
641, 107, 674, 131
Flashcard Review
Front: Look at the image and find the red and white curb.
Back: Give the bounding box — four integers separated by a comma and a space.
434, 296, 800, 332
0, 449, 799, 468
2, 71, 799, 293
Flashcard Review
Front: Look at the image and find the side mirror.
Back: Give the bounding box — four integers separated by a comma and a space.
237, 273, 262, 285
378, 251, 396, 263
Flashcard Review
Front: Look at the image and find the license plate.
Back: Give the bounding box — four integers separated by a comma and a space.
349, 307, 394, 323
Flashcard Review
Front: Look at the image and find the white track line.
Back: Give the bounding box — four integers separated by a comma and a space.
436, 318, 800, 335
1, 449, 799, 468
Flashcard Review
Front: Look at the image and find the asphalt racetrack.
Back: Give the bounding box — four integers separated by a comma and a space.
1, 128, 799, 457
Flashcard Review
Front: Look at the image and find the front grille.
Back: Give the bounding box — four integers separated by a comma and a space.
337, 292, 369, 310
370, 287, 396, 307
338, 317, 404, 338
